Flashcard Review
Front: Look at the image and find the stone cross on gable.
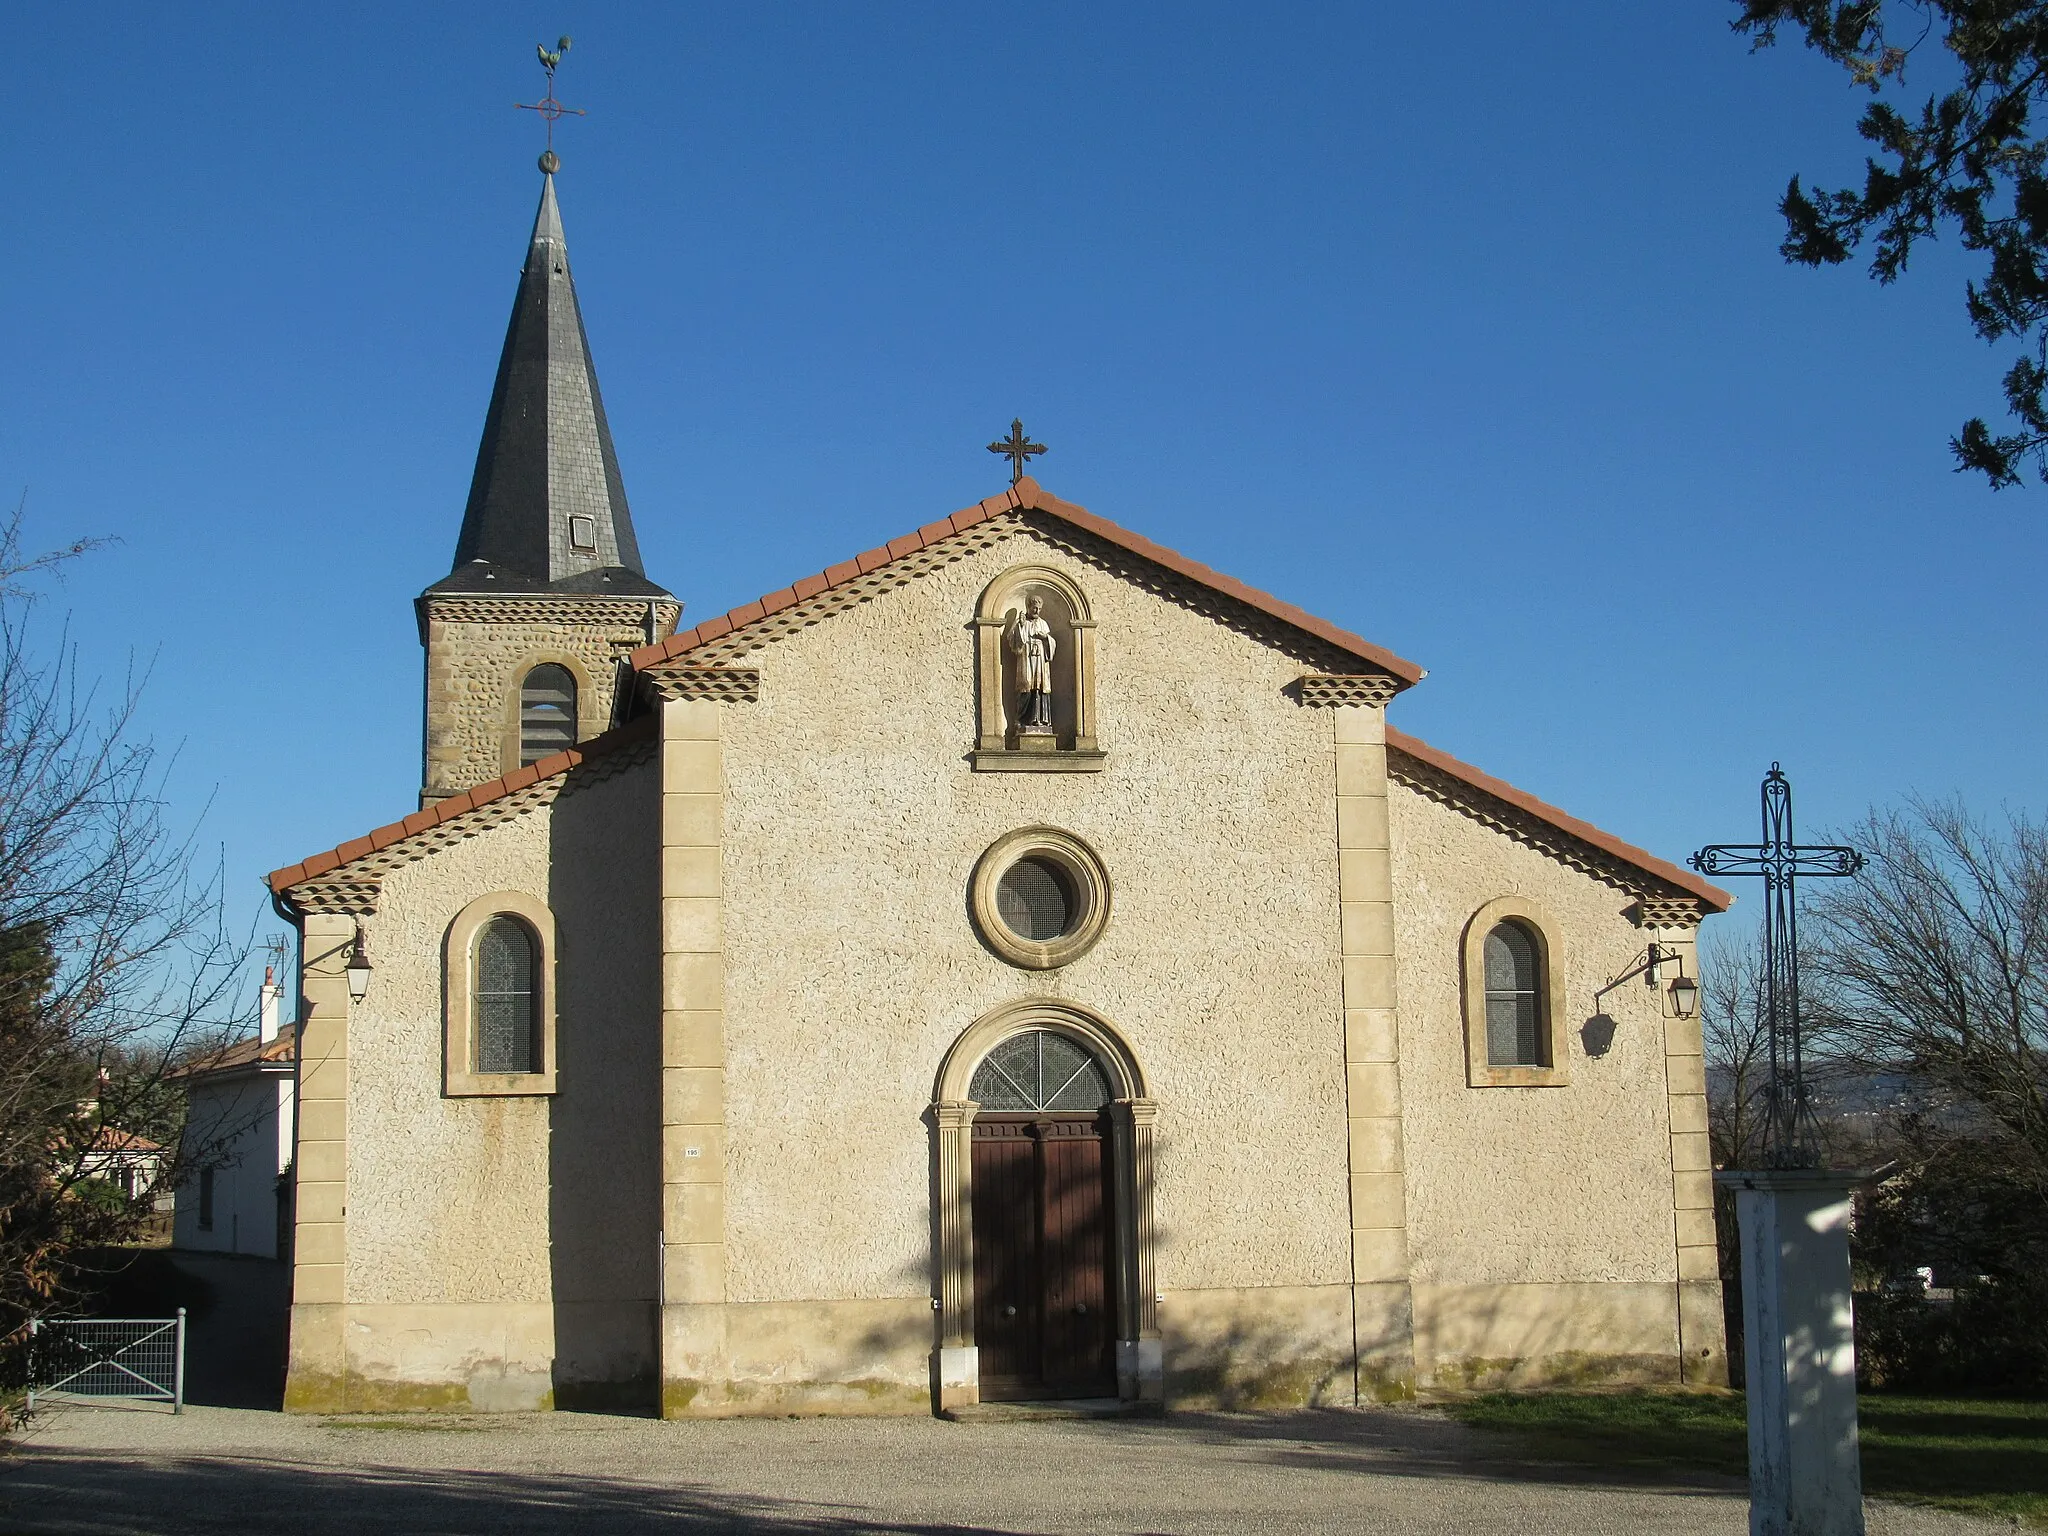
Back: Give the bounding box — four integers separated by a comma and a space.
987, 420, 1047, 485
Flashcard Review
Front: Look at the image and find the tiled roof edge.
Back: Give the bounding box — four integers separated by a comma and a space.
627, 478, 1426, 685
1384, 726, 1733, 911
268, 714, 657, 896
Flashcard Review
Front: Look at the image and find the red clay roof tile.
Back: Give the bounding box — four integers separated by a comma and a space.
270, 715, 658, 897
1385, 726, 1731, 911
627, 479, 1424, 682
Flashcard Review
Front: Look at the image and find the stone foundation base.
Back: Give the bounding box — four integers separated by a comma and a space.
285, 1280, 1719, 1415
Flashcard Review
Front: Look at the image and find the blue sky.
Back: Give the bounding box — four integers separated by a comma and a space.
10, 4, 2037, 951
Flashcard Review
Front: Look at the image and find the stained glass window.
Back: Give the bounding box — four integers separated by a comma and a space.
995, 857, 1073, 942
476, 917, 538, 1074
519, 664, 577, 766
1483, 920, 1545, 1067
969, 1030, 1112, 1111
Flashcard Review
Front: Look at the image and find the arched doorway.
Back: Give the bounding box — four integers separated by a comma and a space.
969, 1031, 1117, 1400
931, 1002, 1161, 1411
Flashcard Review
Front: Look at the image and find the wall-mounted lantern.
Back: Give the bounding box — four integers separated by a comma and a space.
346, 926, 373, 1003
1666, 970, 1699, 1020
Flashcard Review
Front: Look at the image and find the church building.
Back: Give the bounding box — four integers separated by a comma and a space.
266, 161, 1732, 1416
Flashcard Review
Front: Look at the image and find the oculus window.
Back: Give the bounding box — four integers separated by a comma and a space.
970, 827, 1112, 970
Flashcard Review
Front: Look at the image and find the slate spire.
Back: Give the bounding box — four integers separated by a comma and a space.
432, 170, 666, 596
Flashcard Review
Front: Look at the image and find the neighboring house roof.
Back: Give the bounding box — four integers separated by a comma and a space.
270, 482, 1722, 914
1386, 727, 1732, 912
627, 477, 1427, 685
83, 1126, 163, 1156
170, 1023, 301, 1082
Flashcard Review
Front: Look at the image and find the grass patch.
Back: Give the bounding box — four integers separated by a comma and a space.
1448, 1390, 2048, 1527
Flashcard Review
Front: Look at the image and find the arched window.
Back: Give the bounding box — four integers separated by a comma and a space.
1483, 920, 1546, 1067
970, 1030, 1113, 1112
473, 916, 538, 1074
519, 664, 577, 765
444, 892, 558, 1096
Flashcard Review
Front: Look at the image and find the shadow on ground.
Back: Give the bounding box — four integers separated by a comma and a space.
0, 1454, 1014, 1535
0, 1405, 1751, 1536
1129, 1408, 1746, 1495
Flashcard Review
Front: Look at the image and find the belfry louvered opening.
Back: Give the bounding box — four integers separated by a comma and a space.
519, 664, 577, 765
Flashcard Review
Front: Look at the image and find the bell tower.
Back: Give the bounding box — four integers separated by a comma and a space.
416, 163, 678, 805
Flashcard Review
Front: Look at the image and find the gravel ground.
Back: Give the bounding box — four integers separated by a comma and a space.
0, 1401, 2007, 1535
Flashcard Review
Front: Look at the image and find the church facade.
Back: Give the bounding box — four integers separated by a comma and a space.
267, 167, 1732, 1417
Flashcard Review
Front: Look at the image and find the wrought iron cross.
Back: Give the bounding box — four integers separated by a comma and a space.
517, 35, 585, 169
1690, 764, 1864, 1167
987, 419, 1047, 485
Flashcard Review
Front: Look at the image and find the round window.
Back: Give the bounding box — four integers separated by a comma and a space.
970, 827, 1111, 970
995, 857, 1074, 941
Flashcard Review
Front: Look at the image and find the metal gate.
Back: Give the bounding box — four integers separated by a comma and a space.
27, 1311, 185, 1412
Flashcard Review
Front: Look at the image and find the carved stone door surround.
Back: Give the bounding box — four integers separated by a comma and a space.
930, 999, 1159, 1409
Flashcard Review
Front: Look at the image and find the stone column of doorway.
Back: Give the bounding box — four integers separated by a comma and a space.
658, 697, 730, 1416
283, 908, 357, 1412
932, 1101, 977, 1410
1113, 1097, 1163, 1401
1333, 701, 1416, 1400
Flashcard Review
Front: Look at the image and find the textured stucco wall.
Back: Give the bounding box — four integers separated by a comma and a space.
350, 809, 557, 1305
344, 756, 661, 1388
716, 525, 1353, 1308
1388, 780, 1678, 1288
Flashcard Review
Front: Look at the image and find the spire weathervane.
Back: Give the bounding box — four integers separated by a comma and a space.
516, 35, 584, 173
987, 419, 1047, 485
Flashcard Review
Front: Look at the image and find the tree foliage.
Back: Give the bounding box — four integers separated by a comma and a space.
0, 505, 250, 1419
1800, 797, 2048, 1390
1736, 1, 2048, 485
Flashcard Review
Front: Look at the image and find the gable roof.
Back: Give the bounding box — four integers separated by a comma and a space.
627, 477, 1426, 684
271, 482, 1721, 915
1386, 727, 1732, 911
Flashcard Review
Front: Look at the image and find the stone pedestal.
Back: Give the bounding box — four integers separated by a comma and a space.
1716, 1168, 1871, 1536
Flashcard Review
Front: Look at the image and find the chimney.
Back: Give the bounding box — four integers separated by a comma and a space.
260, 965, 281, 1045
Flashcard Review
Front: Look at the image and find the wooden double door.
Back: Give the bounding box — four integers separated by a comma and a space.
971, 1113, 1118, 1400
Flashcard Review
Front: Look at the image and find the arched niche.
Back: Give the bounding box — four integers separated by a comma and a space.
972, 565, 1103, 766
928, 999, 1160, 1410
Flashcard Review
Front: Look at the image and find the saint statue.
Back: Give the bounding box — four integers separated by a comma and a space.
1010, 593, 1057, 733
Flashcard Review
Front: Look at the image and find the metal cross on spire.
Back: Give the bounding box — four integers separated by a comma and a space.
516, 35, 585, 172
1690, 764, 1865, 1168
987, 419, 1047, 485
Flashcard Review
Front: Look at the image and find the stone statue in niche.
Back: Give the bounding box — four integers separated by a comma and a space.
1010, 593, 1057, 735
